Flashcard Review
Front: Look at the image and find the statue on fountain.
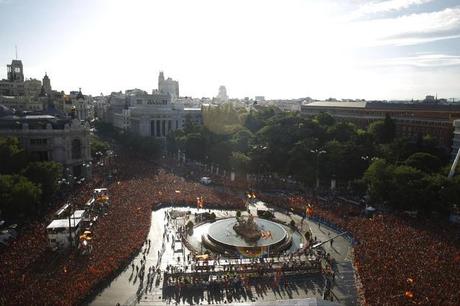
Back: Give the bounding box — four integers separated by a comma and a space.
233, 213, 261, 242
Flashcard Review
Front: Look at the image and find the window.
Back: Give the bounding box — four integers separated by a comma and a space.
30, 139, 47, 145
72, 139, 82, 159
136, 99, 143, 105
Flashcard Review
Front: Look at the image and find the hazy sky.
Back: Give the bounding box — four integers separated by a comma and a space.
0, 0, 459, 100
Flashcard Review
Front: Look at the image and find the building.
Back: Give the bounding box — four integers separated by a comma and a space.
42, 73, 52, 95
24, 78, 42, 97
0, 95, 44, 112
7, 59, 24, 82
216, 86, 228, 102
0, 59, 68, 114
0, 59, 25, 96
64, 89, 94, 122
0, 107, 92, 178
104, 89, 202, 139
301, 101, 460, 149
158, 71, 179, 101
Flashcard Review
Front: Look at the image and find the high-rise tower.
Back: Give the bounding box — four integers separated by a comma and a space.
42, 73, 52, 95
158, 71, 165, 91
158, 71, 179, 101
7, 60, 24, 82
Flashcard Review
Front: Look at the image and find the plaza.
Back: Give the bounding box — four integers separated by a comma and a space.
90, 201, 358, 306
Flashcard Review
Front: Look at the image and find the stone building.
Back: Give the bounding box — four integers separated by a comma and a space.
105, 89, 201, 139
0, 107, 92, 178
158, 71, 179, 101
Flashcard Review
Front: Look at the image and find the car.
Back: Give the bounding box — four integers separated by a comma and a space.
200, 177, 212, 185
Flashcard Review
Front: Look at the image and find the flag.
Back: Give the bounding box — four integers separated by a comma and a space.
306, 205, 313, 217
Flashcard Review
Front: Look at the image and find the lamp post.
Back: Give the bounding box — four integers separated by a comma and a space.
310, 148, 326, 189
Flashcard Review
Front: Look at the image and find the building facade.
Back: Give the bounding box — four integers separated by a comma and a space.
105, 90, 202, 139
301, 101, 460, 149
0, 112, 92, 178
0, 59, 25, 96
158, 71, 179, 101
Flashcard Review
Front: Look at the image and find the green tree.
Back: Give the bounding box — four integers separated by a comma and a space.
22, 161, 63, 202
404, 152, 442, 174
208, 141, 233, 168
0, 137, 29, 174
388, 165, 429, 210
230, 129, 254, 153
90, 135, 110, 158
184, 133, 207, 161
229, 152, 251, 173
0, 175, 42, 217
368, 114, 396, 144
139, 137, 161, 158
327, 122, 357, 142
315, 112, 335, 127
363, 159, 393, 204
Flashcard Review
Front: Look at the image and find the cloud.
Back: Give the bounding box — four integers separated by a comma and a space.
343, 6, 460, 46
364, 54, 460, 67
354, 0, 434, 16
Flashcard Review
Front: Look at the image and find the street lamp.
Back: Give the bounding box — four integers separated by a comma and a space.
310, 148, 326, 189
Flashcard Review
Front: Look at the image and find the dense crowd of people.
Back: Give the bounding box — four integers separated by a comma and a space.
0, 153, 244, 305
1, 152, 459, 305
258, 193, 460, 305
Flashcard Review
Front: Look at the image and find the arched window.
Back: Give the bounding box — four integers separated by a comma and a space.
72, 139, 82, 159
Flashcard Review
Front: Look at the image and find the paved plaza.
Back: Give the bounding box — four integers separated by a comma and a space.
90, 203, 358, 306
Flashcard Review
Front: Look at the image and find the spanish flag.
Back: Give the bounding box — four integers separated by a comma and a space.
197, 196, 204, 208
306, 205, 313, 217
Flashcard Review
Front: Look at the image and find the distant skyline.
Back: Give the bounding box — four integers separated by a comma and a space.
0, 0, 459, 100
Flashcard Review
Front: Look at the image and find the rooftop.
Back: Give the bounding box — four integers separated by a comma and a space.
46, 218, 81, 229
303, 101, 460, 111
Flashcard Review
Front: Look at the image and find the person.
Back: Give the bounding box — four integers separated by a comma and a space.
330, 239, 334, 247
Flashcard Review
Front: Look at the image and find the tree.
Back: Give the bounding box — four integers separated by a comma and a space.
184, 133, 207, 161
363, 159, 393, 204
183, 113, 196, 134
229, 152, 251, 174
0, 136, 29, 174
327, 122, 357, 142
0, 175, 41, 218
368, 114, 396, 144
382, 114, 396, 143
404, 152, 442, 174
388, 165, 429, 211
208, 141, 232, 168
139, 137, 161, 158
315, 112, 335, 127
90, 135, 110, 158
230, 129, 254, 153
22, 161, 63, 202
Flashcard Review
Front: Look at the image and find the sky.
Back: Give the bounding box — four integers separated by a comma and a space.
0, 0, 459, 100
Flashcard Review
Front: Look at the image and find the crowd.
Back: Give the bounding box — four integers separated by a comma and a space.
0, 153, 245, 305
1, 151, 459, 305
258, 193, 460, 305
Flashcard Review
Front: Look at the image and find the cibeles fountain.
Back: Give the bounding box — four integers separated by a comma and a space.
199, 213, 293, 257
